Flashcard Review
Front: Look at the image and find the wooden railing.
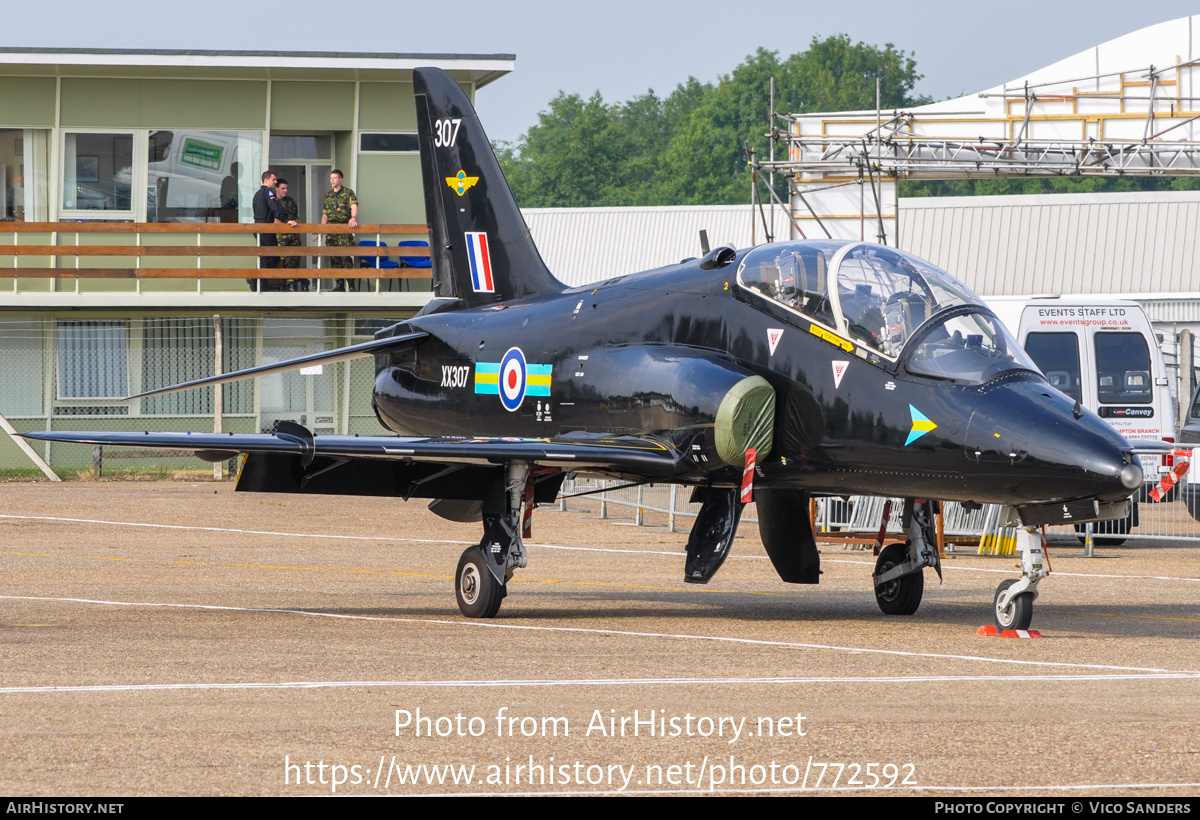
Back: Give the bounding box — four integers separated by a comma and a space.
0, 222, 431, 280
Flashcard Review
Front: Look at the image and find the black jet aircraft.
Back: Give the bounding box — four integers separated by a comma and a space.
24, 67, 1144, 631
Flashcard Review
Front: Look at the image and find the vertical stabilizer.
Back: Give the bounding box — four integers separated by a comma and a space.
414, 67, 563, 306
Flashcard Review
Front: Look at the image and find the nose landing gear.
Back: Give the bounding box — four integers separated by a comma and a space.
992, 527, 1048, 631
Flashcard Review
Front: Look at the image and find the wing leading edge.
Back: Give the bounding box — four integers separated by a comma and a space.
19, 429, 685, 477
125, 329, 428, 401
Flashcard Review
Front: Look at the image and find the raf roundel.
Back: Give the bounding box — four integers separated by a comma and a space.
498, 347, 528, 412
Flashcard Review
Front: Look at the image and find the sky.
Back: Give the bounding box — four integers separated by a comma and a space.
4, 1, 1200, 142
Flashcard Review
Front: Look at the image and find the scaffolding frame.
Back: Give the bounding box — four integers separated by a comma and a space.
751, 56, 1200, 244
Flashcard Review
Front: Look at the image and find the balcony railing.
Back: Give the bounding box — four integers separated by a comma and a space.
0, 221, 432, 294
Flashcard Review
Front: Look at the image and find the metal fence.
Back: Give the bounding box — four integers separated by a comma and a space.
0, 316, 388, 475
558, 447, 1200, 549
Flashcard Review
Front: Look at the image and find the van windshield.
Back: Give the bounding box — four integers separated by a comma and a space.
1095, 332, 1153, 405
1024, 332, 1083, 403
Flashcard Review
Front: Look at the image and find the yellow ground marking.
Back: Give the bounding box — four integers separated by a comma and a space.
6, 550, 1194, 617
0, 549, 794, 599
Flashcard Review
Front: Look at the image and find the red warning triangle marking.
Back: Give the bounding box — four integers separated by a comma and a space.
832, 360, 848, 388
767, 328, 784, 356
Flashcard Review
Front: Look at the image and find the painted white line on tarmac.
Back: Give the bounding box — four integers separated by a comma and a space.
6, 514, 1200, 583
1, 593, 1194, 676
0, 514, 684, 557
824, 556, 1200, 583
2, 671, 1199, 695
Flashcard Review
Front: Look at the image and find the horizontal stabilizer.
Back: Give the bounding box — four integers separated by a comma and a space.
126, 329, 427, 400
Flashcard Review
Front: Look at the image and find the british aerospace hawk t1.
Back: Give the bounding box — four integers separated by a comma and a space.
24, 67, 1143, 630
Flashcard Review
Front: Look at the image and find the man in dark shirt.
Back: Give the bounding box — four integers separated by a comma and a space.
251, 171, 298, 292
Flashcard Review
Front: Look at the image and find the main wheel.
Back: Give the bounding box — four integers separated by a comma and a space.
456, 547, 504, 619
873, 543, 923, 616
993, 579, 1033, 631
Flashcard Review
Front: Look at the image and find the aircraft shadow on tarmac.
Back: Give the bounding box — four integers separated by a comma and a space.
284, 594, 1198, 640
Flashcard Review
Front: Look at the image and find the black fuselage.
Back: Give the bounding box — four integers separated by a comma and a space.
373, 251, 1135, 508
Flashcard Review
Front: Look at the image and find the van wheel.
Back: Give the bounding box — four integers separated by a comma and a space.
1074, 503, 1134, 547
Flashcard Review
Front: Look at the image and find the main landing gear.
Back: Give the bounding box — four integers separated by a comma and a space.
992, 527, 1048, 631
872, 499, 941, 616
454, 460, 530, 619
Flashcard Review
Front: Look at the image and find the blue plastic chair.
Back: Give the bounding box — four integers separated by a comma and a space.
398, 240, 432, 268
357, 240, 400, 268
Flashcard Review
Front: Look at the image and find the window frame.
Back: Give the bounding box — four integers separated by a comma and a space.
58, 128, 143, 222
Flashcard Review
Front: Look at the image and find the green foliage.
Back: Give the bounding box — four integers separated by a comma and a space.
901, 176, 1200, 197
496, 35, 927, 207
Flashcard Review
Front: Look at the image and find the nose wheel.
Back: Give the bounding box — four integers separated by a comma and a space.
993, 579, 1033, 631
991, 525, 1049, 631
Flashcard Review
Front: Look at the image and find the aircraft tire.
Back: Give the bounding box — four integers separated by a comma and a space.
456, 547, 504, 619
993, 579, 1033, 631
873, 543, 923, 616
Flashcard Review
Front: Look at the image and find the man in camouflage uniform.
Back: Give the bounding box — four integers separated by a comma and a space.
321, 169, 358, 292
275, 178, 308, 291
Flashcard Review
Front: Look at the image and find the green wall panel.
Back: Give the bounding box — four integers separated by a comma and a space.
358, 83, 416, 131
334, 131, 353, 182
355, 155, 425, 225
140, 80, 266, 129
0, 77, 56, 127
271, 82, 355, 131
61, 78, 267, 128
61, 78, 141, 127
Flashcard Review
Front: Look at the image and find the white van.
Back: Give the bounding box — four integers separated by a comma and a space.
985, 297, 1175, 449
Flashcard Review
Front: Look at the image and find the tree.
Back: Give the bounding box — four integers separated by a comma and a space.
497, 35, 928, 207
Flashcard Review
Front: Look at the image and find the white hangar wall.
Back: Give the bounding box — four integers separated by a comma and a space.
521, 205, 793, 288
897, 191, 1200, 302
524, 195, 1200, 325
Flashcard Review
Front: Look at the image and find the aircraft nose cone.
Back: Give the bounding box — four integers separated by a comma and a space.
963, 379, 1136, 504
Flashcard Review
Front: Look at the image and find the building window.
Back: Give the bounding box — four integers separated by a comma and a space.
359, 133, 419, 153
148, 130, 264, 223
0, 129, 50, 222
61, 133, 134, 216
56, 321, 128, 399
270, 135, 332, 160
0, 320, 46, 416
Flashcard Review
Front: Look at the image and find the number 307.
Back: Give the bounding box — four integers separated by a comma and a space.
433, 118, 462, 147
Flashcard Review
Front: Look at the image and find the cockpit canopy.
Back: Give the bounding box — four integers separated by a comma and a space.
737, 241, 1039, 385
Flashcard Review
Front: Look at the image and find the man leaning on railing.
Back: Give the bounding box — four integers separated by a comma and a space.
250, 170, 298, 292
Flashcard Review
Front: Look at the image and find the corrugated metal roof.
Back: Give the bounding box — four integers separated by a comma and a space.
898, 191, 1200, 298
521, 205, 793, 287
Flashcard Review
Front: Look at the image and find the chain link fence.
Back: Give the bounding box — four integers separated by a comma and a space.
559, 447, 1200, 548
0, 316, 392, 476
5, 317, 1199, 545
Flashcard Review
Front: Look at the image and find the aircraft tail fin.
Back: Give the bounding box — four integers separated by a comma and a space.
413, 67, 564, 306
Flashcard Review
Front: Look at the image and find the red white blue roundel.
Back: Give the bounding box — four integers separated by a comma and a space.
498, 346, 528, 412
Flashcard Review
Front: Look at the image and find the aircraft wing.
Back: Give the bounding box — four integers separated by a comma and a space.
125, 329, 428, 400
19, 429, 685, 477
